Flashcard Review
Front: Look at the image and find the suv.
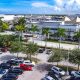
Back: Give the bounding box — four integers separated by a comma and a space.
51, 66, 65, 76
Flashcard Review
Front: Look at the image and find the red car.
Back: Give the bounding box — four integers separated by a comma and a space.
20, 64, 32, 71
1, 47, 8, 52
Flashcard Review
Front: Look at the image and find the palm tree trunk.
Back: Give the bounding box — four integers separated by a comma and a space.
48, 33, 49, 39
18, 31, 21, 58
78, 38, 80, 49
30, 53, 32, 62
78, 64, 80, 70
57, 62, 59, 67
45, 35, 47, 50
59, 37, 61, 49
19, 31, 21, 42
17, 52, 18, 58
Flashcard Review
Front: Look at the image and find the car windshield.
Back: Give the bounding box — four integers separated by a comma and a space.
0, 71, 5, 74
46, 77, 57, 80
59, 69, 63, 72
14, 67, 21, 69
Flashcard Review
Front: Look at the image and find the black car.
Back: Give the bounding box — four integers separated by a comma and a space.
46, 71, 61, 80
1, 73, 18, 80
8, 67, 23, 75
1, 78, 15, 80
38, 48, 45, 53
66, 77, 80, 80
6, 60, 18, 66
0, 63, 11, 69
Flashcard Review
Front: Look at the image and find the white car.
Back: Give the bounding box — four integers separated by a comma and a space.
51, 66, 65, 76
11, 58, 24, 62
23, 60, 35, 66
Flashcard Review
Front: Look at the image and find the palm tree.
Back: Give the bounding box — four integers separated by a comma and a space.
17, 17, 26, 26
30, 24, 39, 42
15, 17, 26, 41
2, 22, 9, 31
30, 24, 39, 34
74, 29, 80, 48
57, 28, 66, 49
48, 48, 63, 66
42, 27, 50, 39
23, 42, 39, 61
10, 41, 23, 58
69, 48, 80, 70
42, 27, 50, 48
15, 25, 25, 42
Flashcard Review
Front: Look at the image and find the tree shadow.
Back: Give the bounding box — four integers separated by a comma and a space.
35, 63, 53, 72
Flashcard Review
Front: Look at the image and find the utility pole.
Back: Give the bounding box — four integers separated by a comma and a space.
66, 48, 70, 75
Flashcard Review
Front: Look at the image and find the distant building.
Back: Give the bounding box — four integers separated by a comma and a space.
0, 14, 80, 41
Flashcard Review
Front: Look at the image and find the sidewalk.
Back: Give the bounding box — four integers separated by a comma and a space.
28, 39, 78, 50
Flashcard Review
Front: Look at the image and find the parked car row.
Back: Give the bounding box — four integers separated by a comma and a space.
0, 58, 35, 80
67, 71, 80, 80
42, 66, 80, 80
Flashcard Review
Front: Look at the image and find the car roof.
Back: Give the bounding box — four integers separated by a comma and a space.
52, 66, 61, 70
24, 60, 30, 62
46, 76, 53, 79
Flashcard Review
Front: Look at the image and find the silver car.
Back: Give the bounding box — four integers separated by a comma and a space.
51, 66, 65, 76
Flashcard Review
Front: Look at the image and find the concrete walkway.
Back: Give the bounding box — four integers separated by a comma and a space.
28, 39, 78, 50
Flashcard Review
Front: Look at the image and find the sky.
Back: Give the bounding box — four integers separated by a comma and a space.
0, 0, 80, 14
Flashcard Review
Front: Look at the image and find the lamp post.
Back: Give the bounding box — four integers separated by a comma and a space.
66, 48, 70, 75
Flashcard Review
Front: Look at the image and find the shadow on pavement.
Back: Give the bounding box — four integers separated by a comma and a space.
35, 63, 53, 72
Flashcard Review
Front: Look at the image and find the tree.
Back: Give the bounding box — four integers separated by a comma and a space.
15, 17, 26, 41
30, 24, 39, 42
42, 27, 50, 48
17, 17, 26, 26
24, 42, 39, 61
74, 30, 80, 48
42, 27, 50, 39
14, 17, 26, 26
2, 22, 9, 31
57, 28, 66, 49
69, 49, 80, 70
10, 41, 23, 58
0, 35, 19, 48
30, 24, 39, 34
15, 24, 25, 41
48, 49, 63, 66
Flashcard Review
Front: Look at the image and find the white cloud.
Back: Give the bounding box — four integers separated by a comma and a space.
54, 0, 80, 13
76, 0, 80, 5
32, 2, 52, 8
55, 0, 63, 6
31, 2, 62, 12
54, 6, 61, 11
0, 8, 12, 12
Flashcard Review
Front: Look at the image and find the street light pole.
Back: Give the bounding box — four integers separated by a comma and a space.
66, 49, 70, 75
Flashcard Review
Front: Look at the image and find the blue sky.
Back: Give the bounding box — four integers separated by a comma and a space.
0, 0, 80, 14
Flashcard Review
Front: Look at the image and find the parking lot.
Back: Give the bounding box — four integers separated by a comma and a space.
17, 66, 46, 80
0, 51, 79, 80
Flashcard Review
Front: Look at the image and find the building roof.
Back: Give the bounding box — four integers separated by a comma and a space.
64, 16, 71, 21
76, 17, 80, 23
